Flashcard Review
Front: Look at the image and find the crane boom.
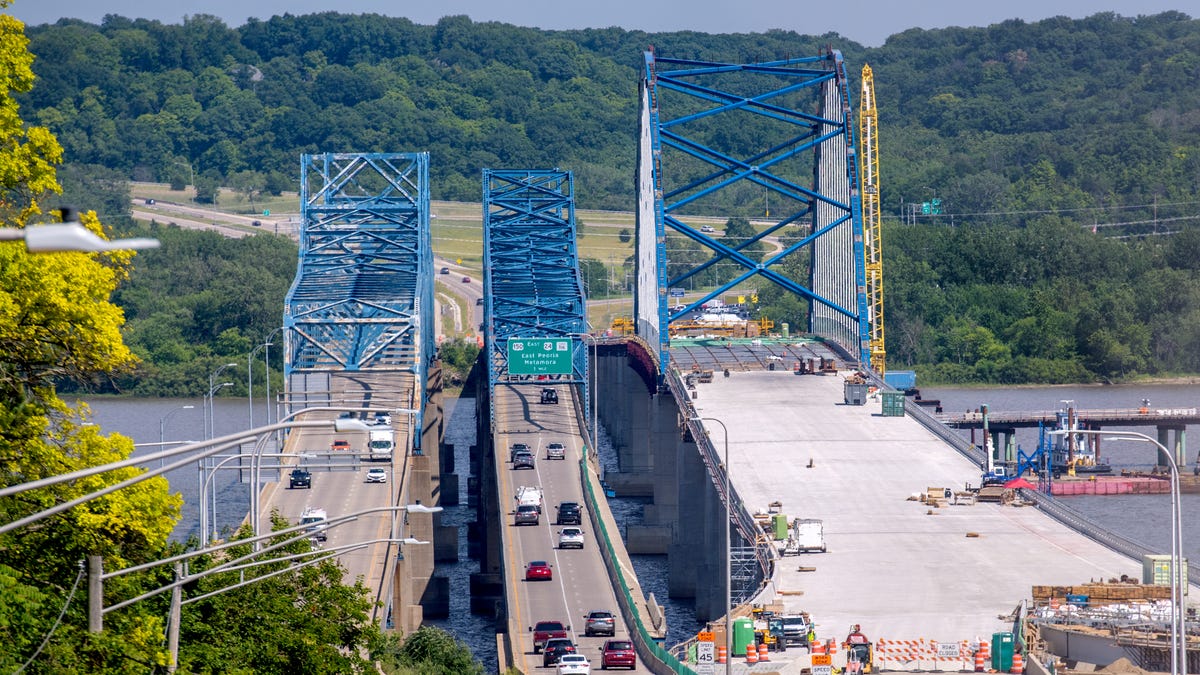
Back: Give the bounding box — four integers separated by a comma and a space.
859, 64, 886, 375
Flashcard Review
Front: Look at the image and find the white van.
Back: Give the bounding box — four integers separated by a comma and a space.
301, 507, 328, 542
368, 427, 394, 462
516, 485, 544, 513
794, 518, 826, 553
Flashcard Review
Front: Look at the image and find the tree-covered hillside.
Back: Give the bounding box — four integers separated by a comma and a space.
15, 10, 1200, 383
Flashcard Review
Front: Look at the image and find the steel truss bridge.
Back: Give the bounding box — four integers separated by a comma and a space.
283, 152, 434, 446
481, 169, 590, 427
635, 48, 871, 378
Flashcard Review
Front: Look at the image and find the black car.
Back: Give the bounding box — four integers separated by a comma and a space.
289, 469, 312, 489
556, 501, 582, 525
542, 638, 577, 667
509, 442, 531, 462
540, 388, 559, 404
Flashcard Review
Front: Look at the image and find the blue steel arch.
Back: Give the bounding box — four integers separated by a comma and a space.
284, 152, 433, 443
482, 169, 588, 427
635, 49, 870, 377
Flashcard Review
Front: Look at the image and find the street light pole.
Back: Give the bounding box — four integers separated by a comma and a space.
158, 405, 195, 468
1052, 429, 1185, 675
247, 328, 282, 430
206, 363, 237, 440
692, 415, 731, 675
573, 332, 599, 456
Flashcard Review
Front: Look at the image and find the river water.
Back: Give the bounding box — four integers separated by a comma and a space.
922, 382, 1200, 564
74, 380, 1199, 666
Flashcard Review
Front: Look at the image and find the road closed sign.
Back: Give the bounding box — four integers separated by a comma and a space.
507, 338, 572, 375
937, 642, 961, 658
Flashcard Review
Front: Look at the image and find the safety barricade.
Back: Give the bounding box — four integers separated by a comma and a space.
746, 644, 758, 664
874, 637, 980, 671
1011, 651, 1024, 673
758, 642, 770, 662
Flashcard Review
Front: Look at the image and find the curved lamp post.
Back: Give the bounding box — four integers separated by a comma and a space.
247, 328, 282, 429
1050, 429, 1185, 675
0, 209, 159, 252
0, 417, 374, 536
158, 405, 195, 468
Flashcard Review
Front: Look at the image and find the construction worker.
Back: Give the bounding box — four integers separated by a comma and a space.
807, 627, 817, 652
845, 624, 868, 645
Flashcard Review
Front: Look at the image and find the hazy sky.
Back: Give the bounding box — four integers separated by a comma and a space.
8, 0, 1199, 47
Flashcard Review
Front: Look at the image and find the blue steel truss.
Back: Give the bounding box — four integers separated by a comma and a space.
482, 169, 588, 425
635, 49, 870, 377
284, 152, 433, 443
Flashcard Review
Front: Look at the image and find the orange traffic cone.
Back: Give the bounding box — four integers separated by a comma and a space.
812, 639, 826, 656
717, 646, 727, 664
758, 642, 770, 662
974, 648, 986, 672
746, 644, 759, 664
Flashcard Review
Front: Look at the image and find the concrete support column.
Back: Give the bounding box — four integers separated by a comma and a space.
642, 391, 681, 527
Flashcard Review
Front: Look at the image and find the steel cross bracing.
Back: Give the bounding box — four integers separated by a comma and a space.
284, 152, 433, 443
482, 169, 588, 426
635, 49, 870, 378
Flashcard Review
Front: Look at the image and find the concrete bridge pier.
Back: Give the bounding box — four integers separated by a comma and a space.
469, 375, 505, 618
667, 424, 729, 622
1157, 425, 1187, 467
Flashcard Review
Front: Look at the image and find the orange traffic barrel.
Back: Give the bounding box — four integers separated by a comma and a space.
811, 640, 825, 656
758, 642, 770, 662
974, 648, 986, 672
746, 645, 758, 664
717, 645, 727, 664
1011, 651, 1024, 673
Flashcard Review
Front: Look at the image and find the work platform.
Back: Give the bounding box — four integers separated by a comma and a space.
689, 370, 1165, 647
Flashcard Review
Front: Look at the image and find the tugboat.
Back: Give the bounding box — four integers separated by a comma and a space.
1049, 405, 1112, 477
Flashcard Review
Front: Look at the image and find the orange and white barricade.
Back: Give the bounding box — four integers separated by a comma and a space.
717, 645, 726, 664
745, 644, 758, 664
1011, 651, 1024, 673
758, 642, 770, 662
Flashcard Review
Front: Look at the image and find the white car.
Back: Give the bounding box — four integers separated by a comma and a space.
546, 442, 566, 460
365, 468, 387, 483
558, 527, 585, 549
556, 654, 590, 674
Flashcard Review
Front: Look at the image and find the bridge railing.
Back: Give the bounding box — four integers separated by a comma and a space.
902, 389, 1200, 587
580, 457, 694, 674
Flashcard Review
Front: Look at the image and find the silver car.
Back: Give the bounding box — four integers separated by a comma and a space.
546, 442, 566, 460
365, 468, 387, 483
558, 527, 585, 549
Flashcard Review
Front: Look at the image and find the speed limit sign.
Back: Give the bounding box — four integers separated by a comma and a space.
696, 641, 715, 664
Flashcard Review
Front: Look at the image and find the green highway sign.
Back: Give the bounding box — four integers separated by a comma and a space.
507, 337, 572, 375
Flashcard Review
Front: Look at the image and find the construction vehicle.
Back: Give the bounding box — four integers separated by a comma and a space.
751, 607, 786, 651
843, 624, 874, 674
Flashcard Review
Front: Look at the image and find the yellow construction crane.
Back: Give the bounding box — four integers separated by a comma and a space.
859, 64, 886, 375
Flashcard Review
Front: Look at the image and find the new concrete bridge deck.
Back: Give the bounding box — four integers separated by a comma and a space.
691, 370, 1151, 646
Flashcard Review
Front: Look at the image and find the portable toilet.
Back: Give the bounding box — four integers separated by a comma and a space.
991, 632, 1014, 672
772, 514, 789, 540
732, 617, 756, 656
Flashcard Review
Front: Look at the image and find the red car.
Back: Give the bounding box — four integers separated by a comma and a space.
461, 275, 471, 283
600, 639, 637, 669
525, 560, 553, 581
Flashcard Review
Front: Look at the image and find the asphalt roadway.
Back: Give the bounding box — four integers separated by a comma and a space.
690, 370, 1151, 672
494, 383, 653, 674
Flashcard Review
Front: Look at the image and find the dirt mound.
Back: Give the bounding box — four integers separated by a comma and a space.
1097, 657, 1152, 674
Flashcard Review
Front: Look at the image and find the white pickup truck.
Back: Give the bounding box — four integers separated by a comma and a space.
516, 485, 544, 513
